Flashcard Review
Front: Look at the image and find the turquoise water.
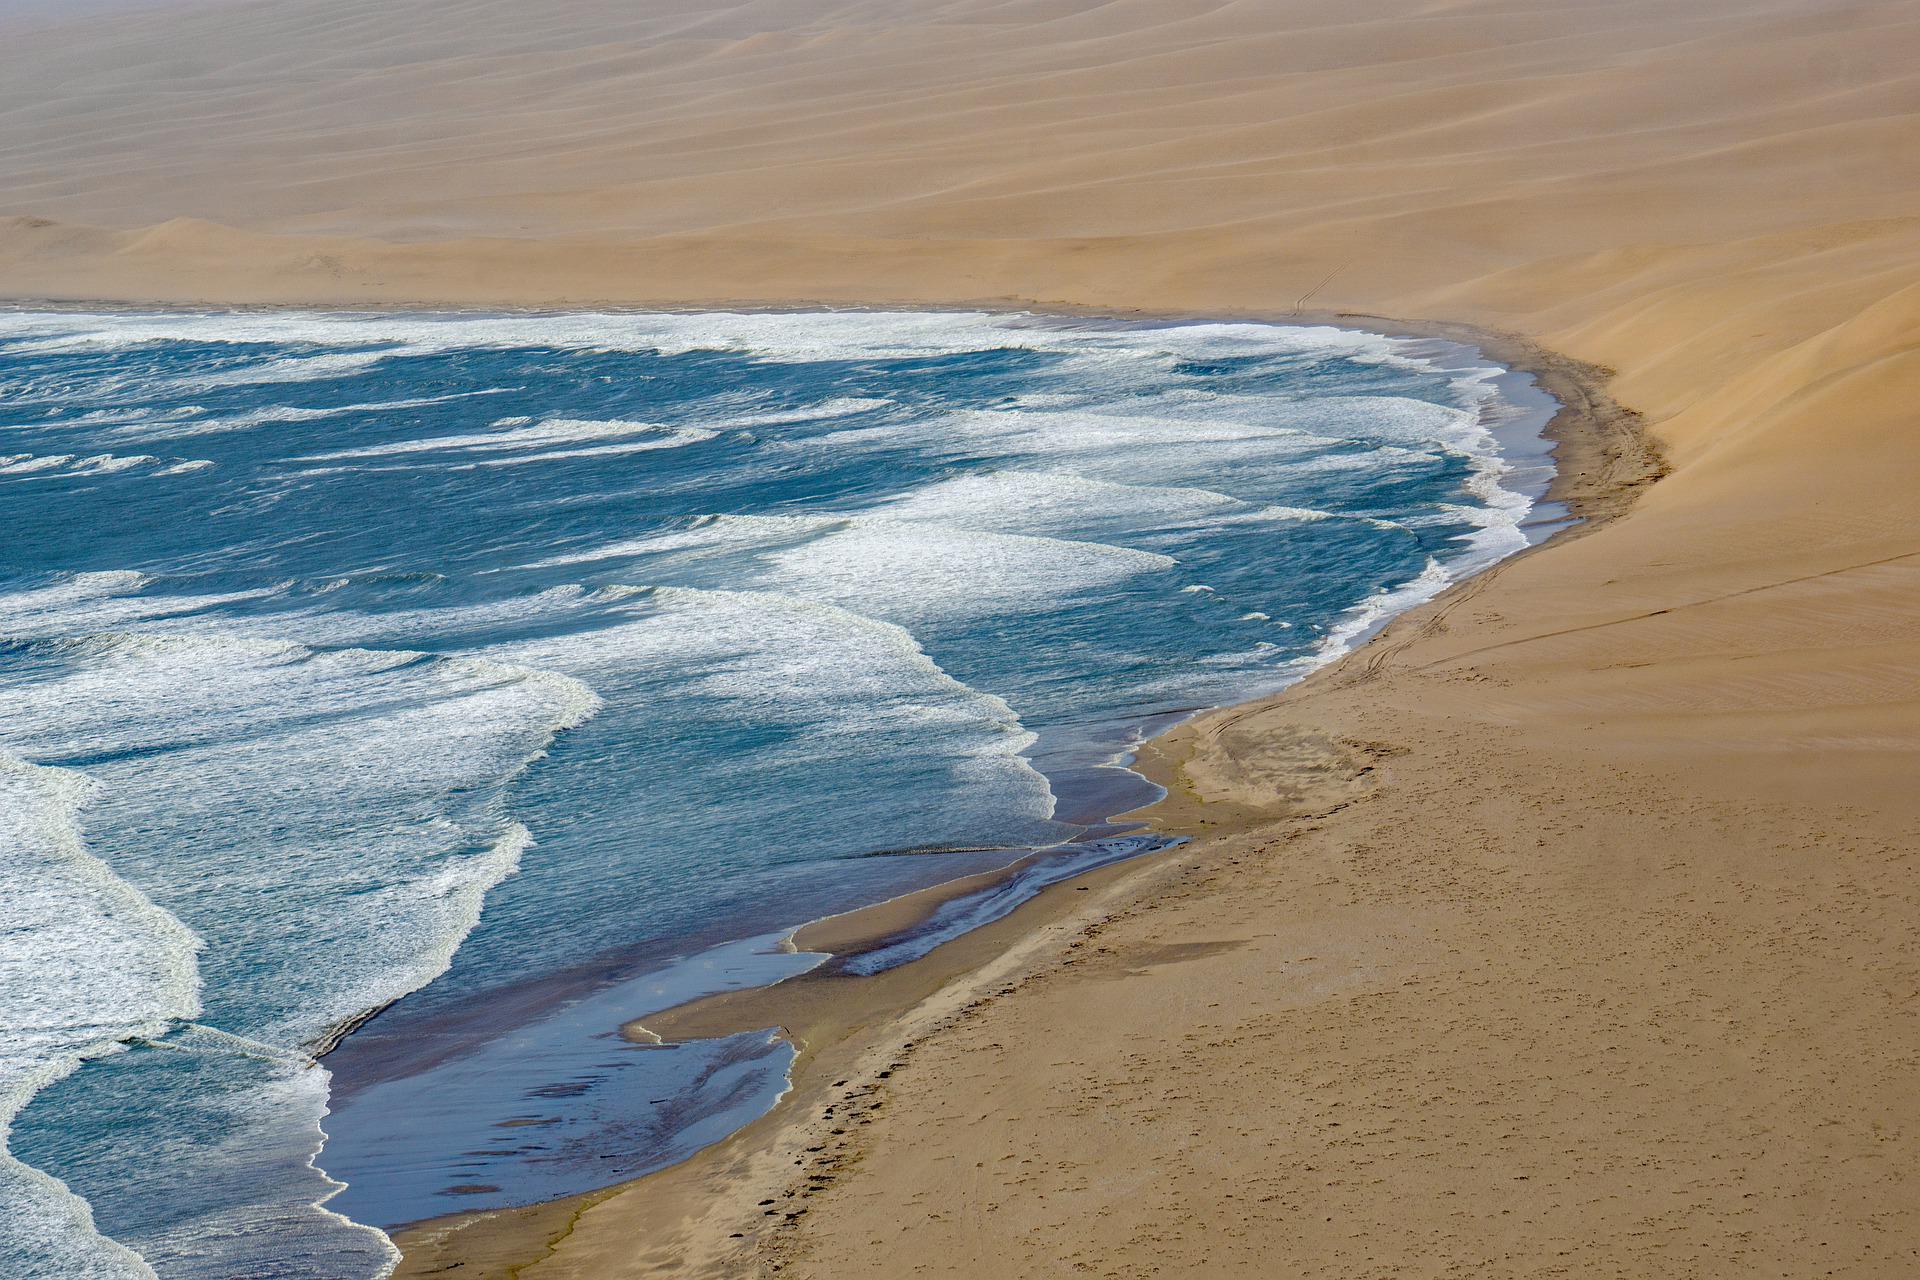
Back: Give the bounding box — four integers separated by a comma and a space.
0, 309, 1557, 1277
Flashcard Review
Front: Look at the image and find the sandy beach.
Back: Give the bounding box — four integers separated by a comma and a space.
5, 0, 1919, 1276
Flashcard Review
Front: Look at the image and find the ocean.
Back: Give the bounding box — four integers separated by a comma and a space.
0, 308, 1559, 1278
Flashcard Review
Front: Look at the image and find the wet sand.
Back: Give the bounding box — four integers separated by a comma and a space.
384, 320, 1657, 1278
6, 0, 1920, 1275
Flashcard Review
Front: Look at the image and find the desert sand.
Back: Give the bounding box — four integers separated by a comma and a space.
4, 0, 1918, 1275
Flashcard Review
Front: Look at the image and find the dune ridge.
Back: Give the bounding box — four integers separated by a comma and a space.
4, 0, 1919, 1275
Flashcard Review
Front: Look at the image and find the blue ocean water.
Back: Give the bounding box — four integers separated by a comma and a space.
0, 309, 1558, 1278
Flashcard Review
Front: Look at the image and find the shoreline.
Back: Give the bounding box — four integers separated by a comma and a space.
283, 303, 1561, 1084
383, 311, 1656, 1279
0, 294, 1654, 1274
8, 3, 1916, 1272
0, 296, 1588, 1106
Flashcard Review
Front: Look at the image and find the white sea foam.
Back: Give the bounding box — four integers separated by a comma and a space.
284, 400, 881, 472
630, 586, 1059, 821
1215, 502, 1415, 535
0, 308, 1411, 371
832, 405, 1322, 451
0, 631, 598, 1272
171, 349, 398, 390
0, 632, 597, 1049
0, 573, 274, 639
0, 566, 1059, 940
861, 470, 1253, 537
1113, 382, 1540, 573
87, 577, 1059, 847
153, 576, 1063, 835
0, 452, 212, 478
754, 518, 1176, 623
525, 513, 834, 567
529, 513, 1175, 623
292, 417, 713, 465
708, 396, 894, 430
858, 469, 1418, 550
0, 306, 1557, 1278
0, 757, 201, 1280
1391, 359, 1548, 574
808, 405, 1353, 500
1143, 387, 1475, 443
93, 1037, 399, 1280
1309, 556, 1458, 668
117, 391, 516, 442
0, 305, 1541, 574
336, 582, 1061, 829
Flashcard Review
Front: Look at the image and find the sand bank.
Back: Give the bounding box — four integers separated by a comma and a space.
386, 319, 1651, 1279
6, 0, 1920, 1275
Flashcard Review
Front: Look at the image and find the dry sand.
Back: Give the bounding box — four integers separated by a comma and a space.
4, 0, 1918, 1275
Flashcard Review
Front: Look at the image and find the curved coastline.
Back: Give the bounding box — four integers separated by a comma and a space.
0, 302, 1576, 1273
6, 0, 1917, 1273
382, 313, 1656, 1279
314, 307, 1583, 1258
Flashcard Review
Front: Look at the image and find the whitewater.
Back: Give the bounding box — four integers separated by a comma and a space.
0, 309, 1559, 1277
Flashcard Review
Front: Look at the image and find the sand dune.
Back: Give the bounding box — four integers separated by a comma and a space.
4, 0, 1919, 1275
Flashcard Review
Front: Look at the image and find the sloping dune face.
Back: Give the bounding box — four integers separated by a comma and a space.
4, 2, 1920, 1278
0, 0, 1914, 318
